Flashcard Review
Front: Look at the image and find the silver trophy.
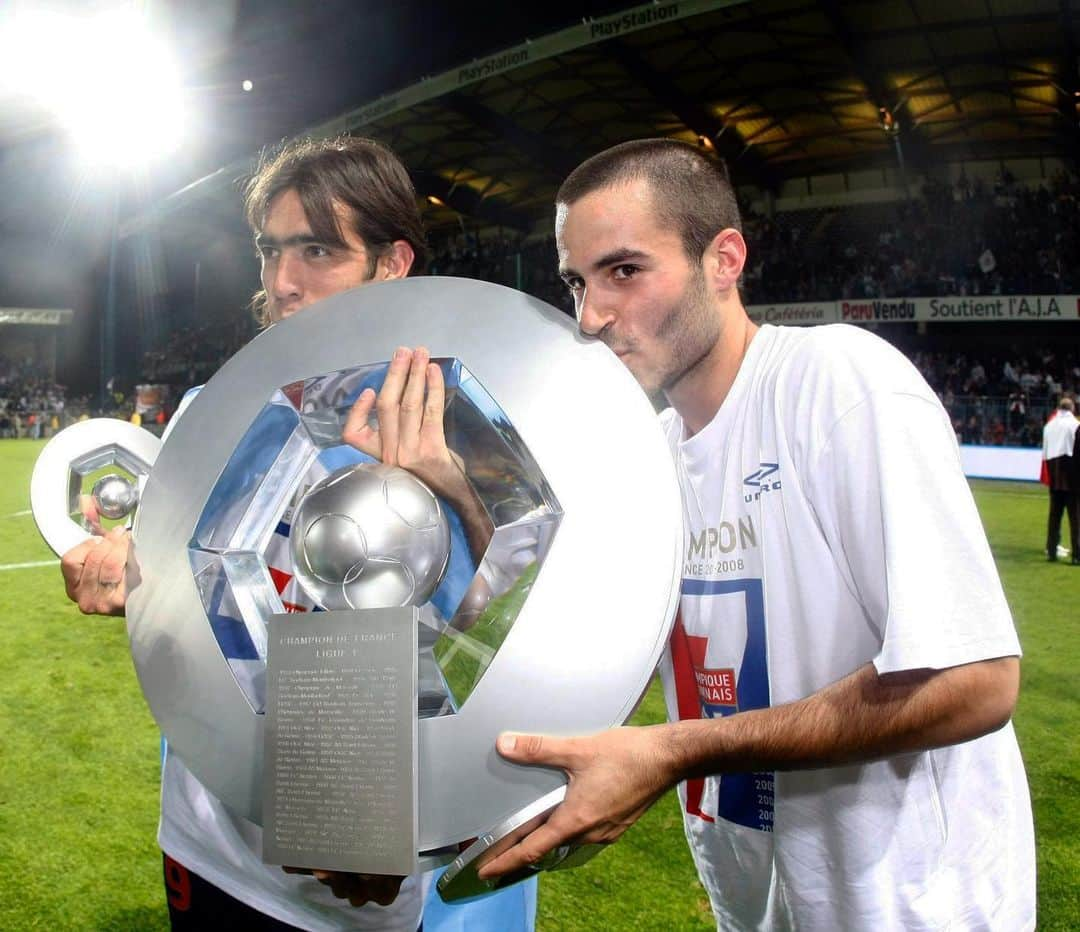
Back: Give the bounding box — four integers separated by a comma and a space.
31, 418, 160, 555
31, 277, 684, 899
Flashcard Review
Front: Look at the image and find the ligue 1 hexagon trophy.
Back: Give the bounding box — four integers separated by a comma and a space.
31, 277, 684, 899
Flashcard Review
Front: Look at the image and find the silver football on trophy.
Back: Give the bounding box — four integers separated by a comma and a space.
289, 462, 451, 610
92, 472, 139, 520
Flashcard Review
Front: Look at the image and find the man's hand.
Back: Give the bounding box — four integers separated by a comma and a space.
60, 525, 130, 616
477, 726, 676, 881
343, 346, 469, 503
282, 867, 404, 907
343, 345, 493, 562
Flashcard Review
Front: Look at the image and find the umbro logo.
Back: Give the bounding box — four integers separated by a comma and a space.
743, 463, 779, 487
743, 463, 782, 502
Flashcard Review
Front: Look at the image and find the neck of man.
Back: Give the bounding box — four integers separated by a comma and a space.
664, 297, 758, 437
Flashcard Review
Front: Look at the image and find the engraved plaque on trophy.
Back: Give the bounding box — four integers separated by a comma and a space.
262, 609, 419, 875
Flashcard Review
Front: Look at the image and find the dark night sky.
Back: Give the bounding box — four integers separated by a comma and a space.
0, 1, 624, 307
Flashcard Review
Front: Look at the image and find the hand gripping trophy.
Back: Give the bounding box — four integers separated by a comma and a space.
31, 277, 684, 899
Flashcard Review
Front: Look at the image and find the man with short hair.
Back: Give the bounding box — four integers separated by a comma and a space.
1042, 395, 1079, 563
61, 135, 531, 931
482, 139, 1035, 930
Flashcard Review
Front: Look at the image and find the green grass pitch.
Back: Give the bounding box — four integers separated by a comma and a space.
0, 438, 1075, 929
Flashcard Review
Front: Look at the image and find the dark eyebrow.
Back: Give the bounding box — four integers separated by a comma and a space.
592, 248, 649, 270
560, 247, 650, 280
254, 233, 325, 250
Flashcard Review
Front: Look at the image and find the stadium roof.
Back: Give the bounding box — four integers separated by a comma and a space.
126, 0, 1080, 238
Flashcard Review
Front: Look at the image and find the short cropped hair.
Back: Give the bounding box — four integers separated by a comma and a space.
244, 136, 429, 323
1059, 396, 1076, 412
556, 138, 742, 260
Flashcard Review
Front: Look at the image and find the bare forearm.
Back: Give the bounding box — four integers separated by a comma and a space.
394, 457, 492, 566
451, 480, 494, 567
659, 657, 1019, 783
483, 654, 1018, 882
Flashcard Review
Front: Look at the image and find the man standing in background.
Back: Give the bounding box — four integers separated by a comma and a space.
1043, 395, 1079, 563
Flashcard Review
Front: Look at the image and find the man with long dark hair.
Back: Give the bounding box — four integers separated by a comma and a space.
61, 135, 531, 932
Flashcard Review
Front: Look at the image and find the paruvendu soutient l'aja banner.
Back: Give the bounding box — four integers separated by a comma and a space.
747, 295, 1080, 325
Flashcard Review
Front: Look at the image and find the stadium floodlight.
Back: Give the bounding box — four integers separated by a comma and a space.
0, 5, 187, 169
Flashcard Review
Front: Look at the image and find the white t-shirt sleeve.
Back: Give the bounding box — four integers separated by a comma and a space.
806, 389, 1020, 675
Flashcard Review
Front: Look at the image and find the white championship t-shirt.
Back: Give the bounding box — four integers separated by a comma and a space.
658, 324, 1035, 931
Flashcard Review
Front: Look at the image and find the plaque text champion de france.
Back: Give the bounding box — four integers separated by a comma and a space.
262, 608, 419, 874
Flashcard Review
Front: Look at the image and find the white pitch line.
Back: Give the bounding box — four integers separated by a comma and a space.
3, 509, 32, 518
0, 559, 59, 571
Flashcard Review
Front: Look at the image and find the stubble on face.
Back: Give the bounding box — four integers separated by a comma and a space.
650, 260, 721, 397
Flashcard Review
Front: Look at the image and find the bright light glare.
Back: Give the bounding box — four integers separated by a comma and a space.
1, 7, 187, 168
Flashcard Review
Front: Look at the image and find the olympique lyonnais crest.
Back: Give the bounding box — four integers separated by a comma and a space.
670, 581, 775, 834
686, 634, 738, 716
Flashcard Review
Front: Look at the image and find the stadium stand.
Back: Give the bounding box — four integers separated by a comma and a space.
419, 177, 1080, 448
742, 171, 1080, 303
113, 170, 1078, 450
0, 358, 70, 439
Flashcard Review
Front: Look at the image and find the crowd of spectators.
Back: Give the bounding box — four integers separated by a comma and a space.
425, 211, 1080, 447
911, 348, 1080, 447
428, 233, 568, 312
742, 170, 1080, 303
0, 357, 70, 438
1, 357, 179, 438
140, 318, 250, 386
427, 171, 1080, 309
